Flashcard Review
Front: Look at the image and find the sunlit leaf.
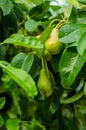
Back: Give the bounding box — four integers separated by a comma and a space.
11, 52, 26, 68
6, 118, 20, 130
21, 53, 34, 72
59, 23, 86, 38
3, 34, 44, 49
77, 31, 86, 55
78, 0, 86, 5
0, 0, 13, 15
60, 28, 86, 44
13, 0, 34, 11
63, 5, 72, 18
1, 64, 38, 98
59, 47, 86, 88
25, 20, 41, 32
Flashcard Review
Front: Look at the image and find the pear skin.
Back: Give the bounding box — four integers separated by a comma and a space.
37, 69, 53, 97
45, 28, 62, 55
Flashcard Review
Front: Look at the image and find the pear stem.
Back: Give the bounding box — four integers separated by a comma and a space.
49, 19, 62, 27
49, 18, 68, 29
44, 58, 50, 77
56, 19, 67, 29
41, 58, 45, 69
41, 58, 50, 77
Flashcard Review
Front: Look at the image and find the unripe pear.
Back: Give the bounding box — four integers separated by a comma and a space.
45, 28, 62, 55
37, 68, 53, 97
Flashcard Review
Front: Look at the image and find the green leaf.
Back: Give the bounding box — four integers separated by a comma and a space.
2, 64, 37, 98
0, 0, 13, 16
60, 89, 84, 104
67, 0, 81, 8
74, 106, 86, 129
29, 1, 50, 20
11, 52, 26, 68
2, 74, 16, 92
11, 53, 34, 72
40, 26, 53, 44
4, 13, 18, 32
3, 34, 44, 49
78, 0, 86, 5
59, 23, 86, 38
59, 47, 86, 88
0, 45, 6, 60
20, 125, 34, 130
76, 11, 86, 24
21, 53, 34, 72
63, 5, 72, 18
25, 20, 41, 32
60, 28, 86, 44
13, 0, 34, 11
77, 31, 86, 55
31, 0, 44, 5
0, 115, 4, 127
6, 118, 20, 130
84, 83, 86, 95
12, 91, 22, 115
0, 97, 6, 110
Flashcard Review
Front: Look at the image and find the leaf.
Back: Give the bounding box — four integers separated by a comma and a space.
78, 0, 86, 5
20, 125, 34, 130
11, 53, 34, 72
12, 91, 22, 115
29, 1, 50, 20
59, 23, 86, 38
0, 45, 6, 60
0, 115, 4, 127
2, 64, 37, 98
60, 89, 84, 104
59, 47, 86, 88
11, 52, 26, 68
0, 97, 6, 110
74, 106, 86, 129
6, 118, 20, 130
60, 28, 86, 44
1, 74, 15, 92
31, 0, 44, 5
63, 5, 72, 18
77, 31, 86, 55
21, 53, 34, 72
4, 13, 18, 32
14, 0, 34, 11
25, 20, 41, 32
76, 10, 86, 24
84, 83, 86, 95
3, 34, 44, 49
40, 26, 53, 44
0, 0, 13, 16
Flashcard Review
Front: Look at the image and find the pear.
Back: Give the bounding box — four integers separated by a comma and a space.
45, 28, 62, 55
37, 68, 53, 97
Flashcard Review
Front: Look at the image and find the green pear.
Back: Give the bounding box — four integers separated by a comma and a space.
37, 68, 53, 97
45, 28, 62, 55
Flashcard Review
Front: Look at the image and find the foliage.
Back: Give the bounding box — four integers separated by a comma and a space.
0, 0, 86, 130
